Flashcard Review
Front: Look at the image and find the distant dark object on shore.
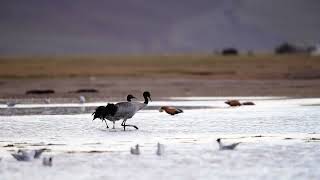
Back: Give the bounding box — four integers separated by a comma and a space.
221, 48, 238, 56
275, 42, 298, 54
275, 42, 314, 55
247, 50, 254, 56
71, 89, 99, 93
225, 100, 255, 106
26, 89, 55, 95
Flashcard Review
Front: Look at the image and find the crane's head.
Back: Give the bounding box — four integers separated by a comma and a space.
127, 94, 136, 102
143, 91, 152, 101
159, 106, 167, 112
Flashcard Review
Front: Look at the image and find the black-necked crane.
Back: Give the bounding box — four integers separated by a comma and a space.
92, 94, 137, 129
92, 91, 151, 130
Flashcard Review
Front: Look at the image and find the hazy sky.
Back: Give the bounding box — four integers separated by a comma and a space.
1, 0, 320, 55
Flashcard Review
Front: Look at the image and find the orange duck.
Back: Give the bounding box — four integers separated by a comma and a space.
159, 106, 183, 115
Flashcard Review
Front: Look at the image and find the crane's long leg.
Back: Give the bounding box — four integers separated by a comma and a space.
112, 121, 115, 129
102, 119, 109, 128
121, 119, 138, 131
121, 119, 126, 131
126, 125, 138, 130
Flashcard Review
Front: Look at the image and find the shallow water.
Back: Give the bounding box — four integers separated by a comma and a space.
0, 97, 320, 180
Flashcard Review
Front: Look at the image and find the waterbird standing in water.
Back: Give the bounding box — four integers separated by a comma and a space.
225, 100, 255, 106
118, 91, 151, 130
79, 96, 86, 104
92, 91, 151, 130
11, 150, 33, 161
130, 144, 140, 155
44, 98, 51, 104
156, 142, 164, 156
11, 148, 46, 161
216, 138, 240, 150
242, 101, 255, 105
7, 101, 17, 107
225, 100, 241, 107
92, 94, 136, 129
42, 157, 53, 167
159, 106, 183, 115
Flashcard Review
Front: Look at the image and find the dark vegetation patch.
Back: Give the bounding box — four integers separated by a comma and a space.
284, 138, 294, 140
3, 144, 14, 147
72, 89, 99, 93
26, 89, 55, 95
221, 48, 238, 56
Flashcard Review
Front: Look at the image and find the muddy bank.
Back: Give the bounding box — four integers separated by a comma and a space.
0, 77, 319, 103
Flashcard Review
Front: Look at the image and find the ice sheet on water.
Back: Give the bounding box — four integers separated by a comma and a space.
0, 97, 320, 180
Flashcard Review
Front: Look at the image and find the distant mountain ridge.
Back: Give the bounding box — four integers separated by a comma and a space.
0, 0, 319, 55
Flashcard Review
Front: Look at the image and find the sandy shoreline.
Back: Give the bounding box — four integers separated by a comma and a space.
1, 55, 320, 102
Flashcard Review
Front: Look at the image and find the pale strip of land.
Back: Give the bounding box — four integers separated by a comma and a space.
0, 54, 319, 100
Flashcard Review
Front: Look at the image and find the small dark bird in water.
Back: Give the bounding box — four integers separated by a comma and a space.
156, 142, 164, 156
225, 100, 255, 106
216, 138, 241, 150
242, 102, 255, 105
42, 157, 53, 167
130, 144, 140, 155
159, 106, 183, 115
11, 148, 46, 161
44, 98, 51, 104
7, 101, 17, 107
225, 100, 242, 106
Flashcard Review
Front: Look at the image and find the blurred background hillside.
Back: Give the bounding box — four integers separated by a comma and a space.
1, 0, 320, 55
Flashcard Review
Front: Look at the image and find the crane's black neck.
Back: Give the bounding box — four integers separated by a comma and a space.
144, 96, 149, 104
143, 91, 151, 104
